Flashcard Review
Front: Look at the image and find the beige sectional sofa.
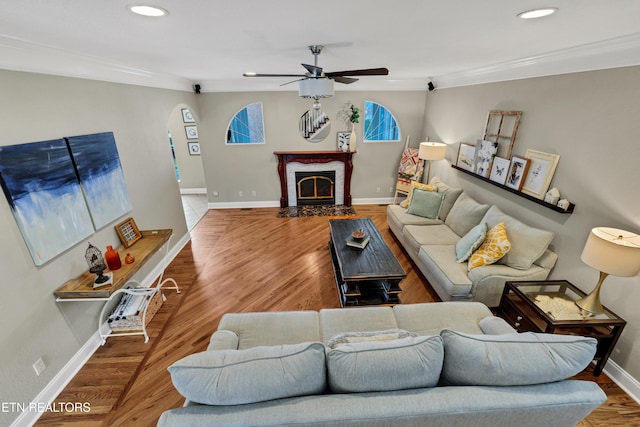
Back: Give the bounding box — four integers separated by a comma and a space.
387, 177, 557, 307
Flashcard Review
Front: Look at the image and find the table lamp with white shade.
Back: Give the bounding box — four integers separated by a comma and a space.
577, 227, 640, 314
418, 142, 447, 183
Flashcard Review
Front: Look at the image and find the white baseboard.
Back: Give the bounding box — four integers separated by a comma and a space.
603, 359, 640, 404
208, 198, 393, 210
180, 188, 207, 195
14, 232, 192, 427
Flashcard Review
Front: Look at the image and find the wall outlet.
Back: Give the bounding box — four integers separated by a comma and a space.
251, 190, 257, 197
33, 358, 46, 376
238, 191, 243, 197
212, 191, 219, 197
376, 187, 381, 193
389, 187, 394, 193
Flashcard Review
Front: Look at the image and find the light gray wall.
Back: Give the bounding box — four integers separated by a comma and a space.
424, 66, 640, 380
0, 70, 192, 426
195, 91, 427, 203
168, 104, 207, 190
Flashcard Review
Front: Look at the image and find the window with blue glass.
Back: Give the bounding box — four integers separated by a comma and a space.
226, 102, 265, 144
363, 101, 401, 142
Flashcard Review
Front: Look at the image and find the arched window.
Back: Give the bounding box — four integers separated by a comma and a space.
226, 102, 265, 144
363, 101, 401, 142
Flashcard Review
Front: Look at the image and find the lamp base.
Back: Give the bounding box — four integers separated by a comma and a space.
575, 271, 608, 315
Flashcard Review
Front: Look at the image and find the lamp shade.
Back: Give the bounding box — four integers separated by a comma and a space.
581, 227, 640, 277
298, 78, 334, 98
419, 142, 447, 161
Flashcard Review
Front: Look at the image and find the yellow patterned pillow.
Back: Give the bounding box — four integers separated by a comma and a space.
400, 181, 434, 208
468, 222, 511, 271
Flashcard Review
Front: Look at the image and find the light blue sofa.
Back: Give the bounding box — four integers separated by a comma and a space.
158, 302, 606, 426
387, 177, 558, 307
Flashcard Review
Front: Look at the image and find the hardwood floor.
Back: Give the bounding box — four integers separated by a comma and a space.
36, 205, 640, 426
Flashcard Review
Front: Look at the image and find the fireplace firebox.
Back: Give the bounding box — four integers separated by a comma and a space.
295, 171, 335, 205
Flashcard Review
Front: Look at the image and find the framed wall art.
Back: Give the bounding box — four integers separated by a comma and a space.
505, 155, 530, 191
489, 157, 511, 185
521, 150, 560, 199
337, 131, 351, 151
188, 142, 201, 156
115, 217, 142, 248
456, 142, 476, 172
185, 125, 199, 140
474, 139, 499, 178
181, 108, 195, 123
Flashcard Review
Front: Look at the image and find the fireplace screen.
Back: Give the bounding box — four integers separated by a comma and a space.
295, 171, 335, 205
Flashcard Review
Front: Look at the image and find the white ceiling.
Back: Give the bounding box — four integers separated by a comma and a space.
1, 0, 640, 93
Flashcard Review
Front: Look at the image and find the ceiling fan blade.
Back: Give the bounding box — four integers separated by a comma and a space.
243, 73, 307, 78
331, 76, 359, 84
301, 63, 323, 76
325, 67, 389, 77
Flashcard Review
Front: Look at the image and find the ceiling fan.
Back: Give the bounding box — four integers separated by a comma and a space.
243, 45, 389, 99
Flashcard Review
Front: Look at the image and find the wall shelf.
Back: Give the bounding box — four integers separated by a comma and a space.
451, 165, 575, 214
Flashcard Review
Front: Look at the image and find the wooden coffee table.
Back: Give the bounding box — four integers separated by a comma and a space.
328, 218, 406, 307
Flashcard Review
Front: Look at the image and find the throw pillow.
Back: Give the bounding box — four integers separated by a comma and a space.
455, 222, 488, 263
439, 330, 597, 386
468, 222, 511, 270
168, 342, 326, 405
399, 181, 434, 208
326, 329, 416, 349
428, 177, 463, 220
326, 336, 444, 393
444, 193, 491, 237
406, 188, 444, 219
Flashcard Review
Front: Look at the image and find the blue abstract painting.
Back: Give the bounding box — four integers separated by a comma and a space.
0, 139, 94, 265
66, 132, 132, 230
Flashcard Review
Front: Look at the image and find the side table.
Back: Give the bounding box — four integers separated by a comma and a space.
497, 280, 626, 376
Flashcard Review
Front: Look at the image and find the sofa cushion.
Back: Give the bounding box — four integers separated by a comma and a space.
468, 222, 511, 270
455, 222, 488, 263
326, 336, 444, 393
386, 205, 443, 233
168, 342, 326, 405
444, 193, 490, 237
418, 246, 472, 296
439, 330, 597, 386
402, 224, 460, 255
429, 177, 464, 220
481, 206, 554, 270
399, 181, 434, 208
393, 302, 492, 336
407, 188, 444, 219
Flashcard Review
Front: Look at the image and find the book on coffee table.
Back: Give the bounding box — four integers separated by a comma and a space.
346, 235, 370, 249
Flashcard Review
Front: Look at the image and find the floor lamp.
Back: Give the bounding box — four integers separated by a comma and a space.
577, 227, 640, 314
419, 142, 447, 183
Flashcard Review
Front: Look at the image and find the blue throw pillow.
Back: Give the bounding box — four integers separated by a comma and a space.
406, 188, 443, 219
455, 222, 488, 262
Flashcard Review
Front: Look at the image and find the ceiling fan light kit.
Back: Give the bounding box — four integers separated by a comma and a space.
299, 78, 334, 99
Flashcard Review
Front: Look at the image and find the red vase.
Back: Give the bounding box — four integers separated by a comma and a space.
105, 245, 122, 271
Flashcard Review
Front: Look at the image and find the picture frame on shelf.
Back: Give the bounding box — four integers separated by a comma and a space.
456, 142, 476, 172
489, 157, 511, 185
181, 108, 195, 123
184, 125, 198, 140
115, 217, 142, 248
521, 150, 560, 199
474, 139, 499, 178
188, 142, 201, 156
337, 131, 351, 152
505, 155, 530, 191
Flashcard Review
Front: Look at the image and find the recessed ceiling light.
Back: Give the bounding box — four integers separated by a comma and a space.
517, 7, 557, 19
128, 5, 169, 17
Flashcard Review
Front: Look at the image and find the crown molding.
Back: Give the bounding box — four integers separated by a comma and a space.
434, 32, 640, 89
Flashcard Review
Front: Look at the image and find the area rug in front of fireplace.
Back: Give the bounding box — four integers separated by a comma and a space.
278, 205, 356, 218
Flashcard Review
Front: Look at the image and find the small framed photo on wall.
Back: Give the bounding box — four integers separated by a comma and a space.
115, 217, 142, 248
185, 125, 198, 140
505, 156, 530, 191
456, 142, 476, 172
489, 157, 511, 185
521, 150, 560, 199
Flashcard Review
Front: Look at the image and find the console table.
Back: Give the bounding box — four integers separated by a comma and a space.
54, 229, 180, 342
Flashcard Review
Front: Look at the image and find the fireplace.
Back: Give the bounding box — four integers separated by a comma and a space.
274, 151, 354, 208
295, 171, 335, 205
